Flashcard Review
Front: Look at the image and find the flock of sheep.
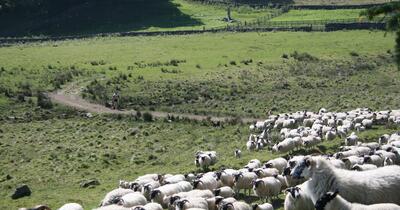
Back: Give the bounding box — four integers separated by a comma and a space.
23, 108, 400, 210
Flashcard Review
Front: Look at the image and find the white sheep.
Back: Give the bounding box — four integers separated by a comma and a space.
361, 119, 373, 129
58, 203, 83, 210
291, 156, 400, 204
254, 168, 279, 178
132, 203, 163, 210
94, 204, 131, 210
345, 133, 358, 146
252, 177, 281, 202
233, 172, 257, 195
214, 186, 235, 198
169, 189, 214, 208
142, 181, 161, 200
234, 149, 241, 158
272, 138, 296, 153
342, 156, 364, 169
194, 175, 219, 191
315, 191, 400, 210
220, 202, 251, 210
363, 154, 384, 167
251, 203, 274, 210
247, 140, 257, 151
164, 175, 186, 184
151, 181, 193, 207
100, 188, 135, 206
283, 184, 313, 210
216, 169, 238, 187
119, 192, 147, 207
264, 157, 288, 174
351, 164, 377, 171
175, 197, 209, 210
245, 159, 262, 170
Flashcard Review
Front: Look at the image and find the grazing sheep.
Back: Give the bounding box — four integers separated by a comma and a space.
169, 190, 214, 208
345, 133, 358, 146
214, 186, 235, 198
175, 197, 209, 210
379, 134, 390, 145
302, 136, 321, 149
164, 175, 186, 184
272, 138, 296, 153
234, 172, 257, 195
119, 192, 147, 207
291, 156, 400, 204
58, 203, 83, 210
133, 203, 163, 210
264, 157, 288, 174
361, 119, 373, 129
363, 154, 384, 167
247, 140, 257, 151
216, 169, 238, 187
194, 175, 220, 191
315, 191, 400, 210
245, 159, 262, 170
221, 202, 251, 210
252, 177, 281, 202
142, 181, 161, 200
252, 203, 274, 210
94, 205, 131, 210
254, 168, 279, 178
283, 185, 313, 210
342, 156, 363, 170
351, 164, 377, 171
151, 181, 193, 207
100, 188, 135, 206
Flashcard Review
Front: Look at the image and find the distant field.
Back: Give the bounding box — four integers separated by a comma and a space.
0, 31, 397, 117
271, 9, 363, 21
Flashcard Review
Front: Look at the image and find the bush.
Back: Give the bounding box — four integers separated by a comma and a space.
229, 61, 236, 65
282, 53, 289, 59
37, 92, 53, 109
350, 51, 359, 57
142, 112, 153, 122
290, 51, 318, 62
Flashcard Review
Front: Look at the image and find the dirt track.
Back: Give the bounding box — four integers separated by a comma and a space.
48, 83, 262, 123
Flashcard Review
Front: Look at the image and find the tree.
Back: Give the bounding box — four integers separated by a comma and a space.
361, 2, 400, 69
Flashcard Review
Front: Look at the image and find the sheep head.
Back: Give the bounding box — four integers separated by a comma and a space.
314, 191, 339, 210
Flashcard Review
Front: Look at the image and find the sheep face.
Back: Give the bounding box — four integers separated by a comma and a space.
291, 157, 314, 179
285, 187, 300, 199
314, 191, 339, 210
221, 203, 235, 210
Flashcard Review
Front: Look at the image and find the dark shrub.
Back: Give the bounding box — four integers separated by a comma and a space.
37, 92, 53, 109
290, 51, 318, 62
350, 51, 359, 57
143, 112, 153, 122
282, 53, 289, 59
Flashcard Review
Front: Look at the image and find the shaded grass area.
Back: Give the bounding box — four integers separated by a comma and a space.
0, 0, 272, 37
0, 99, 398, 210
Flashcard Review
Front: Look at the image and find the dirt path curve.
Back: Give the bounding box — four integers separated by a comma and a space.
48, 81, 263, 123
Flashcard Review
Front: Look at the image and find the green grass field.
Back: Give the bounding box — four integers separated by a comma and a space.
293, 0, 391, 5
271, 9, 363, 21
0, 31, 397, 117
1, 100, 398, 210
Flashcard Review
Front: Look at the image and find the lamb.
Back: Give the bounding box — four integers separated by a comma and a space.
251, 203, 274, 210
194, 175, 219, 191
132, 203, 163, 210
220, 202, 251, 210
119, 192, 147, 207
345, 132, 358, 146
315, 191, 400, 210
252, 177, 281, 202
291, 156, 400, 204
151, 181, 193, 207
213, 186, 235, 198
100, 188, 135, 206
264, 157, 288, 174
233, 172, 257, 195
175, 197, 209, 210
234, 149, 241, 158
283, 185, 313, 210
351, 164, 377, 171
197, 154, 213, 170
58, 203, 84, 210
247, 140, 257, 151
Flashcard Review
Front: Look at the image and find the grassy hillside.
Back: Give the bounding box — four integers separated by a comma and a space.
0, 0, 272, 37
0, 31, 397, 117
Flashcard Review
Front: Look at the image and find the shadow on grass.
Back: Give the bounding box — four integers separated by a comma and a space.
0, 0, 203, 37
